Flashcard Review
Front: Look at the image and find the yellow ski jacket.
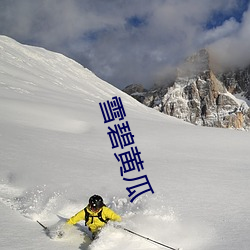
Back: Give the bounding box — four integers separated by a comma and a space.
67, 206, 121, 233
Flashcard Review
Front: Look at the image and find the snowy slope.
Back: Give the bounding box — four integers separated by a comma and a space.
0, 36, 250, 250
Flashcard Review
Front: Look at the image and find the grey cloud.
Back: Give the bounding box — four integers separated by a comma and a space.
0, 0, 249, 89
209, 5, 250, 69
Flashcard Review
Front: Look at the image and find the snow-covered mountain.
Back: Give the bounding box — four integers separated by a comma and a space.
0, 36, 250, 250
217, 65, 250, 100
124, 49, 250, 130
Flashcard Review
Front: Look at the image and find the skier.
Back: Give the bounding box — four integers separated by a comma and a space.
66, 194, 122, 239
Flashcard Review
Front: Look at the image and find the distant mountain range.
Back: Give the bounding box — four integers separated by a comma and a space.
123, 49, 250, 130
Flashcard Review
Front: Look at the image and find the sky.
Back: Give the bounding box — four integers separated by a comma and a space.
0, 0, 249, 89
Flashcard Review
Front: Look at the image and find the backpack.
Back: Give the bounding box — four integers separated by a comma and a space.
84, 206, 109, 226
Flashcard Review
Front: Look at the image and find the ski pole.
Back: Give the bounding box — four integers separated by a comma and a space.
37, 220, 48, 231
122, 227, 180, 250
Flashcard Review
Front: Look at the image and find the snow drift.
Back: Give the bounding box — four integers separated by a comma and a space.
0, 36, 250, 250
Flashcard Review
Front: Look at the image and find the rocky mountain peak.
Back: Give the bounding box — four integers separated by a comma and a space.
177, 48, 210, 78
123, 49, 250, 130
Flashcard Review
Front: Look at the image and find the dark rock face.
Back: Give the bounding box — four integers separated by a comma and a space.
218, 66, 250, 99
123, 49, 250, 130
123, 84, 147, 103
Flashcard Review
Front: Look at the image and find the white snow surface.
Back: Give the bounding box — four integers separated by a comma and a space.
0, 35, 250, 250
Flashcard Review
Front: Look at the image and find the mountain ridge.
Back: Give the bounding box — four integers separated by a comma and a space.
123, 49, 250, 130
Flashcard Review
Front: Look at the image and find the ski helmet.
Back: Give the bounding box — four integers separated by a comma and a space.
89, 195, 104, 210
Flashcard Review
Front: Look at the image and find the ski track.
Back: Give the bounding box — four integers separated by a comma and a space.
0, 180, 212, 250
